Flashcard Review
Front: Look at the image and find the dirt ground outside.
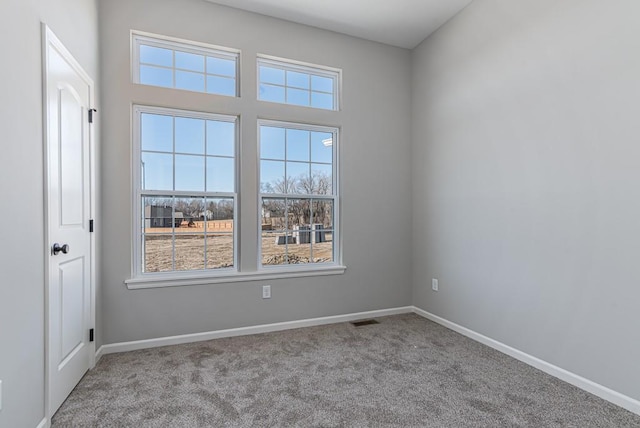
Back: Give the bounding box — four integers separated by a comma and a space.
143, 222, 333, 272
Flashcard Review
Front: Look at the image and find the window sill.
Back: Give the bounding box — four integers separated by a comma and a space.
125, 265, 347, 290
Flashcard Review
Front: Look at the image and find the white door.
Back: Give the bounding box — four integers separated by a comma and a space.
43, 26, 95, 415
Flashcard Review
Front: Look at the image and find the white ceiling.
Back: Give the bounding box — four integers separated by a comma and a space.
204, 0, 473, 49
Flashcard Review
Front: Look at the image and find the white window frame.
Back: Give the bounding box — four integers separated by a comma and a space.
131, 30, 240, 97
257, 119, 340, 271
131, 104, 239, 280
257, 55, 341, 111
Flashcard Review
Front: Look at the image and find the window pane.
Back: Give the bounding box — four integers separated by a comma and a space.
175, 154, 205, 191
143, 197, 174, 233
140, 45, 172, 67
287, 88, 310, 106
176, 70, 205, 92
261, 232, 292, 266
286, 70, 310, 89
260, 160, 285, 193
311, 92, 334, 110
288, 241, 311, 264
174, 197, 204, 231
286, 129, 310, 162
260, 126, 285, 160
261, 198, 286, 230
207, 56, 236, 77
287, 161, 309, 191
287, 199, 311, 229
140, 65, 173, 88
174, 234, 205, 271
312, 231, 333, 263
175, 51, 204, 72
312, 199, 334, 229
142, 152, 173, 190
141, 113, 173, 152
206, 75, 236, 96
311, 131, 333, 163
259, 84, 285, 103
260, 66, 285, 85
311, 75, 333, 93
311, 164, 333, 195
204, 198, 234, 269
206, 157, 235, 192
206, 234, 234, 269
144, 234, 173, 272
175, 117, 205, 154
206, 120, 235, 157
204, 198, 235, 224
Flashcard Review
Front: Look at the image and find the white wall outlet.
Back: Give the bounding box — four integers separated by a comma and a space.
0, 379, 3, 411
432, 278, 439, 291
262, 285, 271, 299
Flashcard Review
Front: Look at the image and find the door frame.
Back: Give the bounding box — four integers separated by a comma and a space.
41, 23, 97, 420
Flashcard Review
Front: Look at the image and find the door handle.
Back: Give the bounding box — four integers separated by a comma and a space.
52, 243, 70, 255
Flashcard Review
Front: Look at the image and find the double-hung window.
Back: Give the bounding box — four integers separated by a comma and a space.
133, 106, 237, 275
259, 121, 338, 266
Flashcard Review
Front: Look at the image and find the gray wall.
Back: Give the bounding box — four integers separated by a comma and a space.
411, 0, 640, 401
99, 0, 413, 344
0, 0, 99, 426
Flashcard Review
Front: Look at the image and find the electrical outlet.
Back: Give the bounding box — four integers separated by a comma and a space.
262, 285, 271, 299
0, 379, 3, 411
432, 278, 439, 291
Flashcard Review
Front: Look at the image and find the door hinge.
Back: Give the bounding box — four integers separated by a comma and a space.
88, 108, 97, 123
89, 328, 94, 342
89, 219, 94, 232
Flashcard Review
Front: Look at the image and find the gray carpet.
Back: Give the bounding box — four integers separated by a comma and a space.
52, 314, 640, 427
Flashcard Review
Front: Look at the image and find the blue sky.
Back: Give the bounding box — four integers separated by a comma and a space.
141, 113, 235, 192
138, 44, 335, 109
139, 44, 236, 96
141, 116, 333, 196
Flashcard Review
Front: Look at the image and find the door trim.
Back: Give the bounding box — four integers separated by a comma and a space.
41, 23, 97, 420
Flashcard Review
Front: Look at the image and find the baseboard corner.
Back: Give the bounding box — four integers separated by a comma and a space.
410, 306, 640, 416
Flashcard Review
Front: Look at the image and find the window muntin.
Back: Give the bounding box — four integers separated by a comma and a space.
133, 33, 239, 97
258, 57, 339, 110
259, 121, 338, 267
134, 106, 237, 275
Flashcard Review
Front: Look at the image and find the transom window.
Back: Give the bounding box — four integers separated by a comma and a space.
133, 105, 237, 274
258, 57, 340, 110
259, 120, 338, 266
132, 32, 239, 96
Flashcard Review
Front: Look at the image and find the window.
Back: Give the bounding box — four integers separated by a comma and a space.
258, 57, 340, 110
132, 32, 239, 96
133, 105, 237, 275
127, 31, 344, 286
259, 121, 338, 266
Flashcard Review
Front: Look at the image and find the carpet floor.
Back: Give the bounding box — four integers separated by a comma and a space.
52, 313, 640, 427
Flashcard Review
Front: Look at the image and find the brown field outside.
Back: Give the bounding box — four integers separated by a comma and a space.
143, 221, 333, 272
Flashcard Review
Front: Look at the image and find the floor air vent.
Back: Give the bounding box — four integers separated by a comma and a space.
350, 319, 380, 327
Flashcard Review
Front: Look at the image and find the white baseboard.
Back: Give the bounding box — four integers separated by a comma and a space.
412, 306, 640, 416
36, 417, 49, 428
98, 306, 413, 356
95, 344, 105, 363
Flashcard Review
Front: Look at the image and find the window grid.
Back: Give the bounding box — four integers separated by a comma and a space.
258, 57, 340, 110
133, 33, 239, 97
